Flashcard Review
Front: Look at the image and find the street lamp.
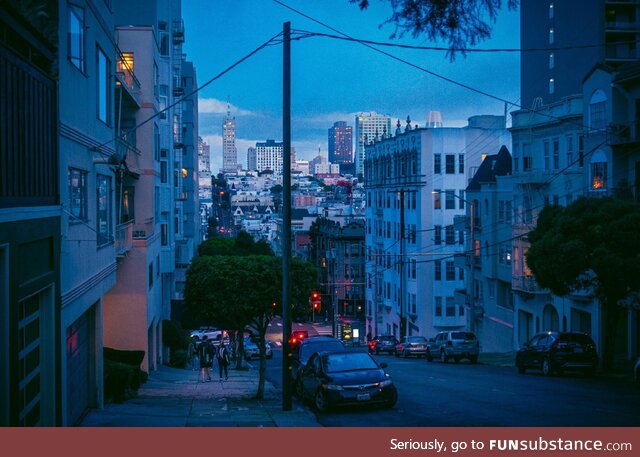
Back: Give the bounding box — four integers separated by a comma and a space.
432, 190, 476, 332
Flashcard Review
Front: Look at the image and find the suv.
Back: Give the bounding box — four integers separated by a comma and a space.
427, 331, 479, 363
516, 332, 598, 376
368, 335, 399, 355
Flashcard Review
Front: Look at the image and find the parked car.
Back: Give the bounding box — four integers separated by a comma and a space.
297, 350, 397, 412
427, 331, 479, 363
395, 336, 429, 358
368, 335, 399, 355
291, 336, 345, 396
191, 327, 223, 342
243, 337, 272, 360
289, 330, 309, 349
515, 332, 598, 376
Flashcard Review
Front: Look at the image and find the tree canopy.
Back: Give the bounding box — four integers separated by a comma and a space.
351, 0, 518, 58
198, 230, 274, 257
526, 197, 640, 368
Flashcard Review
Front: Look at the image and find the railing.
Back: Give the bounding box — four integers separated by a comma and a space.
512, 275, 544, 294
115, 220, 134, 255
172, 20, 185, 44
132, 217, 154, 239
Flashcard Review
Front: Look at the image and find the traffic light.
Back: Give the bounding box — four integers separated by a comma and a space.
310, 291, 321, 311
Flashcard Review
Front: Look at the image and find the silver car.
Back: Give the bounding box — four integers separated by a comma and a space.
427, 331, 480, 363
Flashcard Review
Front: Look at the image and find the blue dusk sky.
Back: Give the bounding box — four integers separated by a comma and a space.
182, 0, 520, 171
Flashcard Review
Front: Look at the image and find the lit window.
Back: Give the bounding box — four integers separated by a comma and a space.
549, 27, 554, 44
549, 2, 554, 19
97, 174, 112, 245
590, 151, 608, 190
549, 78, 555, 94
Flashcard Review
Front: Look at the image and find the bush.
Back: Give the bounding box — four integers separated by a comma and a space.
170, 349, 188, 368
103, 347, 148, 404
162, 319, 189, 350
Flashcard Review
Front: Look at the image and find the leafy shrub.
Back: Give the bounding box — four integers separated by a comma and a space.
103, 347, 148, 404
170, 349, 188, 368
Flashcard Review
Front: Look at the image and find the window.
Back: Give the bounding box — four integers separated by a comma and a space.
445, 225, 455, 245
458, 190, 465, 209
590, 151, 608, 190
549, 52, 554, 69
435, 261, 442, 280
434, 225, 442, 245
566, 135, 574, 167
549, 78, 555, 95
445, 190, 455, 209
549, 27, 554, 44
68, 168, 88, 222
445, 154, 455, 174
458, 154, 465, 174
97, 174, 112, 245
160, 31, 169, 56
589, 90, 607, 131
120, 186, 134, 223
549, 2, 554, 19
159, 85, 168, 119
458, 230, 464, 245
434, 154, 441, 174
544, 141, 550, 170
410, 259, 416, 279
97, 47, 110, 123
161, 224, 168, 246
553, 138, 559, 169
578, 135, 584, 167
446, 297, 456, 316
435, 297, 442, 317
148, 263, 154, 289
69, 6, 85, 71
433, 190, 441, 209
161, 161, 168, 183
523, 144, 532, 171
445, 261, 455, 280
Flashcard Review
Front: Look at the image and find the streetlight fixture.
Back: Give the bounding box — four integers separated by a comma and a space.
432, 190, 476, 332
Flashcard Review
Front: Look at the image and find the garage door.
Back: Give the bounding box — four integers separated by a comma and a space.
66, 310, 92, 425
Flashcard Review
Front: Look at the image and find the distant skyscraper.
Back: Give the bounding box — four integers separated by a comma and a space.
222, 103, 237, 172
198, 136, 210, 173
247, 147, 257, 171
355, 112, 392, 176
328, 121, 353, 164
255, 139, 284, 174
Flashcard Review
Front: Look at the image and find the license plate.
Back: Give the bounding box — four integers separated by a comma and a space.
357, 393, 370, 401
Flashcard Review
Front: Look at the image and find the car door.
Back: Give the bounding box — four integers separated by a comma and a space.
300, 354, 322, 398
519, 334, 539, 367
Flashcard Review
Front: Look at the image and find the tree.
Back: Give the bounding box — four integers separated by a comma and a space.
351, 0, 518, 58
198, 230, 274, 257
526, 197, 640, 370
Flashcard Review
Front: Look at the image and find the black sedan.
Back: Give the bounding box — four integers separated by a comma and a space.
298, 350, 397, 412
516, 331, 598, 376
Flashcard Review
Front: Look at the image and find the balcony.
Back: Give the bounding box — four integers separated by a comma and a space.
512, 275, 545, 294
115, 220, 133, 256
173, 76, 184, 96
173, 20, 185, 44
132, 217, 154, 239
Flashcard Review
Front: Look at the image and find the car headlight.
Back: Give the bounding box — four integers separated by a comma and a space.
322, 383, 343, 391
380, 379, 393, 387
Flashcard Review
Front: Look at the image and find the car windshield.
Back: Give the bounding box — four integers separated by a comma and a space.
300, 341, 344, 364
451, 332, 476, 341
323, 352, 378, 373
408, 336, 427, 343
560, 334, 594, 345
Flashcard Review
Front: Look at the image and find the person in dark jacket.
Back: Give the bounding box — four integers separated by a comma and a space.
198, 335, 214, 382
216, 341, 230, 380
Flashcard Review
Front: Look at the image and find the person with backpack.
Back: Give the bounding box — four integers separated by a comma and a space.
217, 341, 230, 381
198, 335, 214, 382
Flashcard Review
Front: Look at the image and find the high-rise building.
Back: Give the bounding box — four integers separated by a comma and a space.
222, 103, 237, 173
247, 147, 257, 171
255, 140, 283, 174
521, 0, 640, 109
328, 121, 353, 164
198, 135, 210, 173
355, 112, 392, 177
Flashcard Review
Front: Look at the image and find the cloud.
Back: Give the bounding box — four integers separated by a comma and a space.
198, 98, 255, 116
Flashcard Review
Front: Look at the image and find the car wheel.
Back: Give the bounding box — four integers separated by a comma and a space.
440, 350, 448, 363
542, 357, 552, 376
426, 350, 433, 362
469, 355, 478, 364
314, 389, 329, 412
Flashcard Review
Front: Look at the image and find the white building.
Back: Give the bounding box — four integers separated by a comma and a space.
222, 104, 237, 173
355, 112, 392, 177
364, 115, 511, 341
256, 140, 283, 175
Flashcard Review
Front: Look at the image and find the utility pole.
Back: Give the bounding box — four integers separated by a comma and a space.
399, 189, 406, 340
469, 200, 475, 333
281, 21, 292, 411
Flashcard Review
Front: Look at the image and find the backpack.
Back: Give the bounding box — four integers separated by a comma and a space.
199, 342, 211, 363
217, 346, 229, 364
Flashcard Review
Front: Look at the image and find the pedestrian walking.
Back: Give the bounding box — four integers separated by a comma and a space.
198, 335, 214, 382
187, 337, 198, 370
217, 341, 230, 381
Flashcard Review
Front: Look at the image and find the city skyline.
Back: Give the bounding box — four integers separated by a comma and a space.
182, 0, 520, 172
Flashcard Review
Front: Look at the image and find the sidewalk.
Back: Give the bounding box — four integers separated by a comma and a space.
80, 363, 321, 427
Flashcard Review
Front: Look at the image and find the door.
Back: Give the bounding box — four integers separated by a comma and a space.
66, 310, 92, 425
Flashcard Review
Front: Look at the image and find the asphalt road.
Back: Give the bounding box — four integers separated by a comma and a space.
264, 347, 640, 427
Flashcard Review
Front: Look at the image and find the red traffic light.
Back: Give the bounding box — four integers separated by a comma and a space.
313, 302, 320, 310
311, 291, 320, 300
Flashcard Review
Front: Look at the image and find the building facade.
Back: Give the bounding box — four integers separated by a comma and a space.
328, 121, 353, 165
222, 104, 237, 173
256, 140, 284, 175
355, 112, 392, 177
364, 116, 511, 341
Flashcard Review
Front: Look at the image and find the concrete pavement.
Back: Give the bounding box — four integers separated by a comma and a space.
81, 362, 321, 427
